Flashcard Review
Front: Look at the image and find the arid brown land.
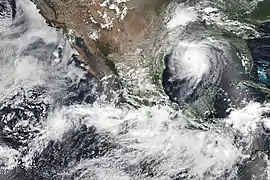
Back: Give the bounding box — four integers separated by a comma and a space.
32, 0, 169, 77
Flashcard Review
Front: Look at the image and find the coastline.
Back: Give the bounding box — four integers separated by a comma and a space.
31, 0, 169, 78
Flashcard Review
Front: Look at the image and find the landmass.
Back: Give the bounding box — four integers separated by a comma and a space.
32, 0, 169, 78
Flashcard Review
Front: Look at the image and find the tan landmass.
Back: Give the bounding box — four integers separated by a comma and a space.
33, 0, 169, 77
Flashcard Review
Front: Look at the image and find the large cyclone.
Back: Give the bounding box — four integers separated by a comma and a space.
162, 39, 249, 116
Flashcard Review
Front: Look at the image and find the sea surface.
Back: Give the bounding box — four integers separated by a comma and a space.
0, 0, 270, 179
